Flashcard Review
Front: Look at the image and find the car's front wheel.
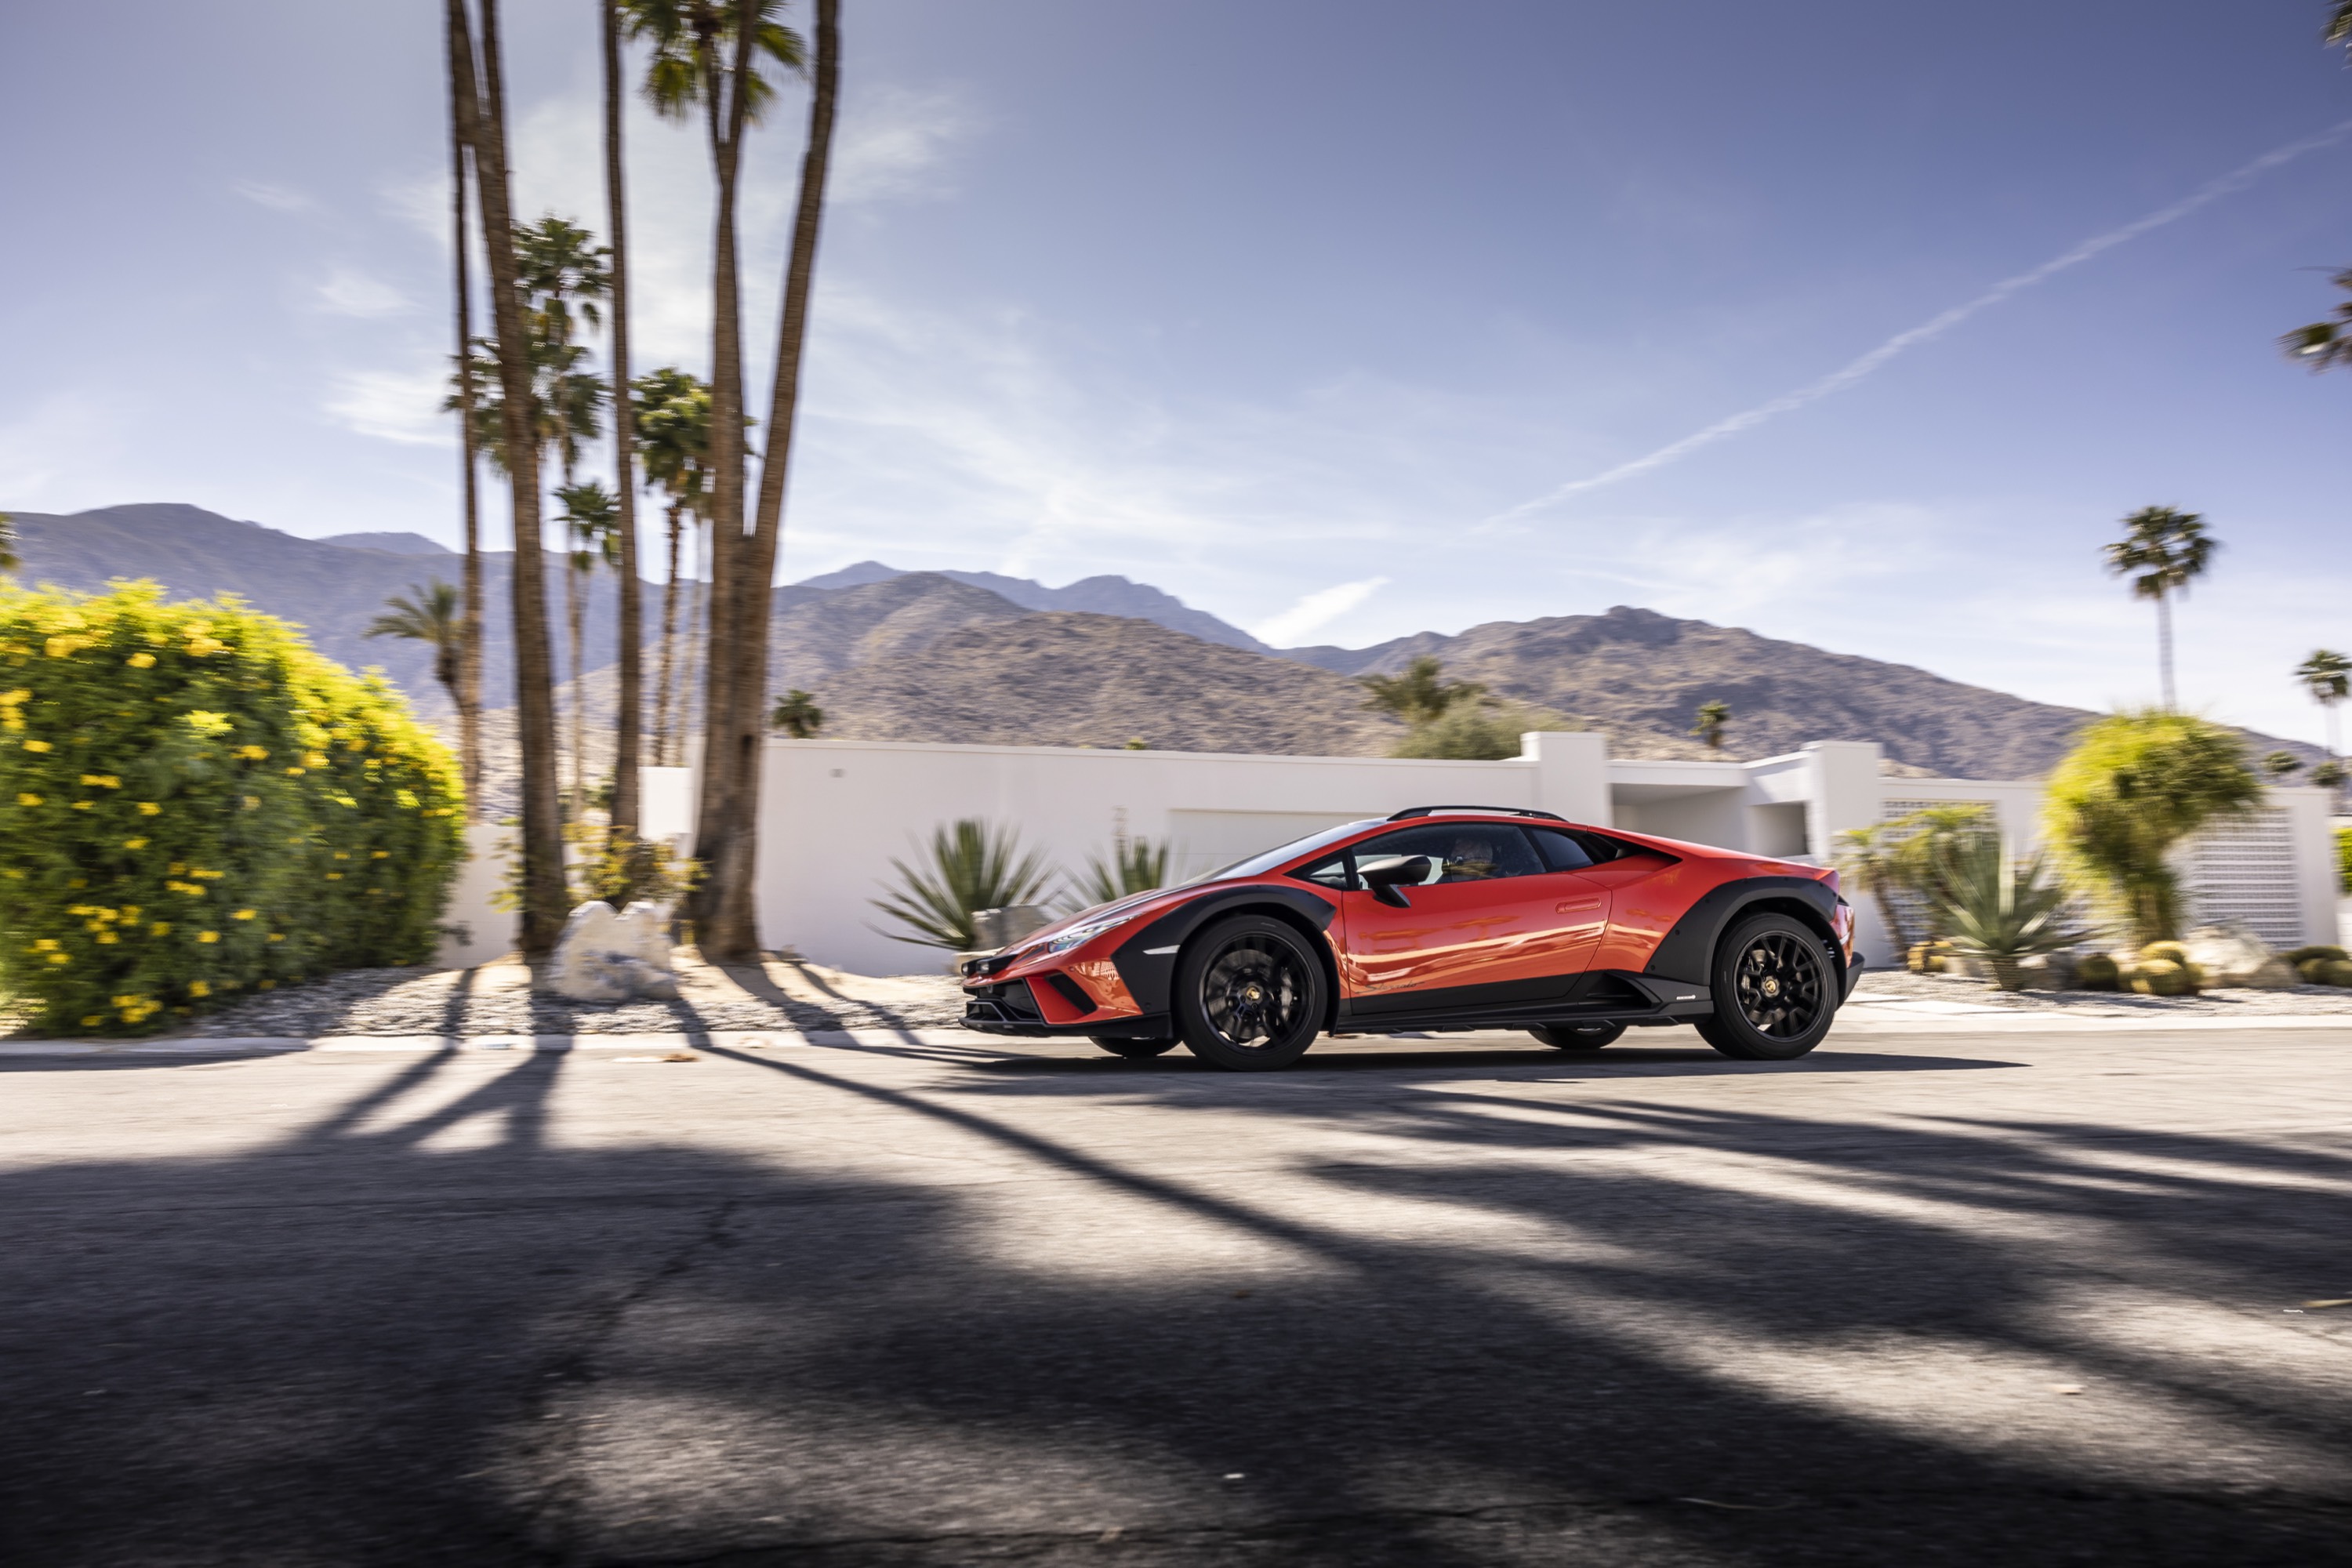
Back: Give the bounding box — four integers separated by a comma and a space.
1091, 1035, 1178, 1059
1697, 912, 1838, 1061
1172, 915, 1328, 1071
1529, 1021, 1625, 1052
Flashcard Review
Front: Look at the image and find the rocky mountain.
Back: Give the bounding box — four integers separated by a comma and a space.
1290, 604, 2263, 779
812, 612, 1403, 754
11, 503, 2322, 802
797, 560, 1272, 653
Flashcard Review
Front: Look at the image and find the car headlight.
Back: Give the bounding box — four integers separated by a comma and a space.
1044, 913, 1133, 956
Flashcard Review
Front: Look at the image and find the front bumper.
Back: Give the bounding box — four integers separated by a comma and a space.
960, 976, 1170, 1039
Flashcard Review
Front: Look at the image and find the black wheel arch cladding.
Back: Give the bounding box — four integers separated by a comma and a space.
1642, 876, 1842, 987
1111, 885, 1338, 1017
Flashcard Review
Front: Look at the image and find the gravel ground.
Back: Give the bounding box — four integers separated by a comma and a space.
107, 964, 971, 1039
1851, 967, 2352, 1015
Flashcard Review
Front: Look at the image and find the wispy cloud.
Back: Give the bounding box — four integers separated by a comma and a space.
233, 180, 312, 213
1486, 118, 2352, 526
1251, 578, 1389, 646
325, 365, 451, 447
833, 85, 981, 205
314, 267, 414, 319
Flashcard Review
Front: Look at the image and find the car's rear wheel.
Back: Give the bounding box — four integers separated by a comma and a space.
1173, 916, 1327, 1072
1699, 913, 1838, 1061
1529, 1021, 1625, 1052
1091, 1035, 1178, 1059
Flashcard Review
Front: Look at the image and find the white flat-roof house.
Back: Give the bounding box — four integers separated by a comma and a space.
621, 731, 2330, 977
435, 730, 2337, 973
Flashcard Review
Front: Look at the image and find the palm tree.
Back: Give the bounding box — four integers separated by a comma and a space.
708, 0, 842, 960
2280, 269, 2352, 372
445, 0, 565, 957
632, 366, 713, 764
556, 481, 619, 819
768, 688, 822, 739
445, 96, 485, 818
2299, 648, 2350, 802
366, 582, 466, 717
625, 0, 811, 960
2103, 506, 2216, 711
1359, 655, 1486, 726
0, 512, 16, 575
1692, 699, 1731, 750
1831, 821, 1915, 956
602, 0, 645, 842
2263, 750, 2306, 781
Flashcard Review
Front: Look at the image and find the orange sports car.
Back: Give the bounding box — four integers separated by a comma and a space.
960, 805, 1860, 1070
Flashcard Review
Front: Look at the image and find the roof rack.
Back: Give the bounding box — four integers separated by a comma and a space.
1385, 804, 1567, 822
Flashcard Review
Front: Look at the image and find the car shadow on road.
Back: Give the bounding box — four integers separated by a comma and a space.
1, 1039, 2345, 1566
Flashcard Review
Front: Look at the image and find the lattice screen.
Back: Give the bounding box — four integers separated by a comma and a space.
2181, 808, 2303, 946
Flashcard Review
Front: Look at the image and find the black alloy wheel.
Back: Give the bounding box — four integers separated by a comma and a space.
1696, 912, 1838, 1061
1528, 1021, 1626, 1052
1091, 1035, 1179, 1059
1172, 915, 1329, 1071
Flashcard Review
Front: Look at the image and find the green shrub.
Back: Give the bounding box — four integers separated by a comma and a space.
0, 583, 463, 1034
2044, 711, 2262, 946
2338, 826, 2352, 895
1389, 702, 1577, 761
2128, 959, 2191, 996
2074, 953, 2120, 990
2140, 940, 2190, 966
2305, 956, 2352, 987
2285, 945, 2348, 967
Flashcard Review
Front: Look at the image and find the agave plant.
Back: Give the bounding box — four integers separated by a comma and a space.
1932, 834, 2091, 991
870, 819, 1054, 950
1065, 837, 1171, 913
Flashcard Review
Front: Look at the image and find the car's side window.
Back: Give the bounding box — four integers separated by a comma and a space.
1528, 826, 1595, 871
1350, 823, 1544, 884
1292, 851, 1355, 889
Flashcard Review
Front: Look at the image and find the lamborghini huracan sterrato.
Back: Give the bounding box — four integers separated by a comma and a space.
960, 805, 1862, 1071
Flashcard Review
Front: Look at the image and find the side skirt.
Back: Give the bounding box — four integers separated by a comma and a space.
1334, 970, 1714, 1036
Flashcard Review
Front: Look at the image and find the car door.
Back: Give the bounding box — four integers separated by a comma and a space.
1328, 821, 1611, 1016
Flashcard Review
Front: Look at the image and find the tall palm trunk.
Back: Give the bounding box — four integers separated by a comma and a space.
655, 501, 682, 764
684, 0, 762, 950
447, 0, 565, 956
450, 100, 484, 820
691, 0, 840, 959
2156, 592, 2176, 711
604, 0, 643, 837
567, 554, 586, 821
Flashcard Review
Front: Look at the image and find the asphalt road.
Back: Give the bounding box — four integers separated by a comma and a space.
2, 1024, 2349, 1566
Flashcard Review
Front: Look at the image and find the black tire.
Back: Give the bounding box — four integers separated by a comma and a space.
1091, 1036, 1178, 1059
1529, 1021, 1625, 1052
1172, 915, 1329, 1072
1699, 913, 1838, 1061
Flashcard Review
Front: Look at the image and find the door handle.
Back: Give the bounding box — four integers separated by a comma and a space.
1556, 899, 1602, 915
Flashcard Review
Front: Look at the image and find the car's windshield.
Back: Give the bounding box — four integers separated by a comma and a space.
1193, 820, 1378, 884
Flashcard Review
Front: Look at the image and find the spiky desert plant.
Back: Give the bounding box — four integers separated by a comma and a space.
1930, 834, 2091, 992
1069, 837, 1171, 912
870, 819, 1054, 950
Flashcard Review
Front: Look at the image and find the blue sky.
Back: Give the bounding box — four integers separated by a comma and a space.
7, 2, 2352, 746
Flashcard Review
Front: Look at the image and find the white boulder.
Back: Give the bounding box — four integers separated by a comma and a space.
2176, 923, 2296, 990
546, 900, 680, 1003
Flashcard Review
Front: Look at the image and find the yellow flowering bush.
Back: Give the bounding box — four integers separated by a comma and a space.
0, 582, 464, 1035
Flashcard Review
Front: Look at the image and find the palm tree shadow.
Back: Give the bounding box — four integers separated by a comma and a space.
1, 1042, 2344, 1566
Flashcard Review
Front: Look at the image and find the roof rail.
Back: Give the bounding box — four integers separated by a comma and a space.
1385, 804, 1567, 822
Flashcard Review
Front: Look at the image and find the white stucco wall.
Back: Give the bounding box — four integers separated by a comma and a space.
431, 739, 2342, 975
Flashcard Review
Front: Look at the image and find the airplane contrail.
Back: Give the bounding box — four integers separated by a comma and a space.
1484, 118, 2352, 528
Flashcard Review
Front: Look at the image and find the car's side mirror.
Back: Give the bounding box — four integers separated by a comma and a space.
1359, 855, 1431, 909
